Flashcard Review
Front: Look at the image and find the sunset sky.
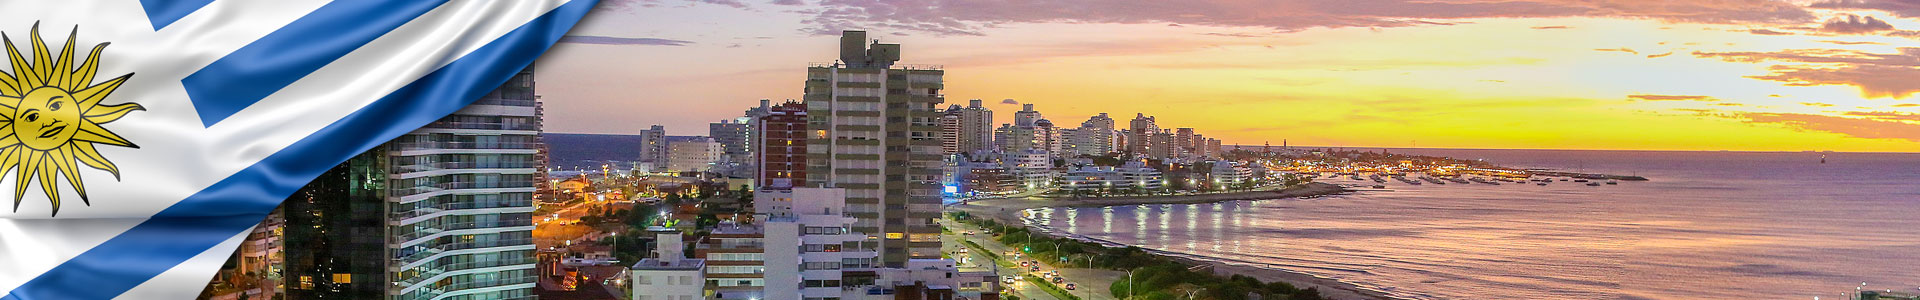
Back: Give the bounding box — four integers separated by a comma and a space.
534, 0, 1920, 152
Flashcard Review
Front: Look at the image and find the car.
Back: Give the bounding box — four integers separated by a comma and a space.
1052, 277, 1064, 284
1003, 276, 1016, 284
1030, 265, 1040, 271
1065, 283, 1077, 290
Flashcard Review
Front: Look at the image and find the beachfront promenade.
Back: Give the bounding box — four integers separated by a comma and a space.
947, 182, 1397, 300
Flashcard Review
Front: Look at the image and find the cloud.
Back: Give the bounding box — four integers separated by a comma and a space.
1628, 94, 1719, 101
1811, 0, 1920, 18
560, 35, 696, 46
1694, 47, 1920, 98
1647, 52, 1674, 58
1001, 99, 1020, 105
1748, 28, 1795, 35
1802, 102, 1837, 107
1817, 14, 1895, 34
1818, 40, 1885, 45
773, 0, 805, 5
1842, 111, 1920, 122
1531, 25, 1572, 29
1203, 32, 1268, 38
1739, 112, 1920, 142
1894, 103, 1920, 107
798, 0, 1814, 36
1595, 47, 1641, 55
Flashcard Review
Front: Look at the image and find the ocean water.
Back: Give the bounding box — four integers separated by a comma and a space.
542, 133, 645, 171
1024, 149, 1920, 299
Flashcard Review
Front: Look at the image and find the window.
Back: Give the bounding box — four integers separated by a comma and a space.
331, 273, 351, 283
638, 275, 651, 285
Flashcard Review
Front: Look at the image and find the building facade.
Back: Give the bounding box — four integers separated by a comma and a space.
954, 99, 993, 156
804, 30, 946, 267
270, 67, 543, 300
756, 100, 808, 190
667, 136, 721, 172
637, 125, 669, 172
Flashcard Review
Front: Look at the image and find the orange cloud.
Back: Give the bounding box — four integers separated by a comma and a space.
1628, 94, 1719, 101
1741, 112, 1920, 142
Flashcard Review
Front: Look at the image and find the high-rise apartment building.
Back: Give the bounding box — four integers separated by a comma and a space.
1076, 113, 1116, 156
939, 107, 963, 154
637, 125, 669, 171
272, 67, 543, 300
711, 119, 753, 164
804, 30, 946, 267
756, 100, 808, 190
1175, 128, 1196, 159
1128, 113, 1159, 157
667, 136, 721, 172
954, 99, 993, 155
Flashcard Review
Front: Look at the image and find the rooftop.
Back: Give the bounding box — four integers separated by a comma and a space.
631, 258, 705, 271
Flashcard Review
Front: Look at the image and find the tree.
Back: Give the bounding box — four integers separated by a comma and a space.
1287, 287, 1324, 300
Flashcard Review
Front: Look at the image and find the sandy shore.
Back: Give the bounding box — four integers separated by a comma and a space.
950, 183, 1400, 300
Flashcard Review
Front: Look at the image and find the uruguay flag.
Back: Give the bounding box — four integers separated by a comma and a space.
0, 0, 596, 299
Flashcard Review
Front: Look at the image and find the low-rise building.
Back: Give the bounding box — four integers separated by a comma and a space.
632, 231, 705, 300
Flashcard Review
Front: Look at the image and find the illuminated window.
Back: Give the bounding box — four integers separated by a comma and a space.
331, 273, 352, 283
886, 232, 904, 239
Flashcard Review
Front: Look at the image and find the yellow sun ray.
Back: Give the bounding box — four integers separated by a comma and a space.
28, 24, 51, 88
34, 153, 58, 215
70, 142, 117, 178
0, 68, 16, 97
13, 149, 39, 212
52, 145, 84, 205
50, 27, 75, 91
71, 43, 106, 92
0, 146, 16, 211
73, 74, 128, 110
0, 96, 14, 117
3, 33, 42, 90
84, 102, 141, 124
73, 122, 135, 148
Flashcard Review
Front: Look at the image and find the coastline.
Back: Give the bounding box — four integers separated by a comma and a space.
949, 183, 1400, 300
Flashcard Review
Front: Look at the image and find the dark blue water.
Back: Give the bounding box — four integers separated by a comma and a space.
1026, 149, 1920, 300
541, 133, 644, 171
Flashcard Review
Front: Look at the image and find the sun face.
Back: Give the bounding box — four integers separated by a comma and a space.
0, 24, 142, 216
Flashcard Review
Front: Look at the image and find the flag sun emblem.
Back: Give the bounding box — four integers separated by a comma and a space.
0, 24, 142, 216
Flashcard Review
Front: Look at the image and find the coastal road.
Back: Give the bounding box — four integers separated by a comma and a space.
942, 218, 1125, 300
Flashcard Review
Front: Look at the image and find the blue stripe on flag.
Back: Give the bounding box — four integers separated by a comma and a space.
136, 0, 213, 30
180, 0, 448, 127
0, 0, 598, 298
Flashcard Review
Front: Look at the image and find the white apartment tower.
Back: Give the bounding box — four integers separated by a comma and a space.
804, 31, 946, 268
1077, 113, 1116, 156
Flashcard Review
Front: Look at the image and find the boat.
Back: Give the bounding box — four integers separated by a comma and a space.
1372, 185, 1386, 189
1585, 182, 1601, 186
1605, 180, 1618, 185
1573, 179, 1589, 183
1536, 182, 1548, 186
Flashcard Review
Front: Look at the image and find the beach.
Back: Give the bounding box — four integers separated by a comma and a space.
949, 183, 1399, 300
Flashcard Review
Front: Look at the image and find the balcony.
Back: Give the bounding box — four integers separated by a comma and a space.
391, 142, 539, 151
420, 121, 538, 131
391, 221, 530, 244
392, 199, 534, 221
471, 98, 536, 107
394, 257, 536, 286
388, 182, 536, 197
391, 161, 537, 174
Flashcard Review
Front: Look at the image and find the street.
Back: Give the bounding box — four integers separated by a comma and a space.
941, 218, 1127, 300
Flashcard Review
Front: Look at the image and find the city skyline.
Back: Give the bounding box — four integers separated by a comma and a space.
536, 1, 1920, 152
